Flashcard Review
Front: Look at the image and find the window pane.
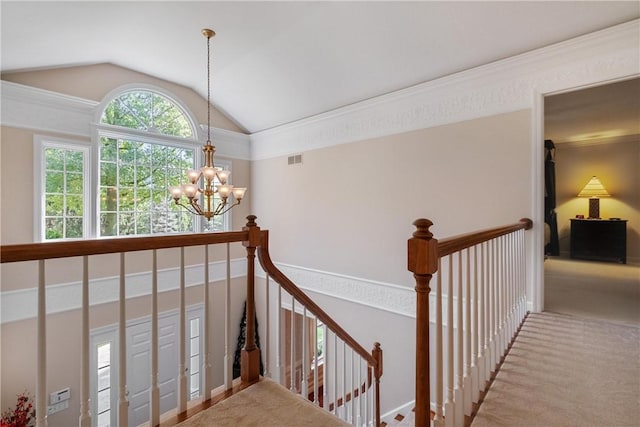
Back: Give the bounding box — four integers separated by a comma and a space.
45, 194, 64, 216
45, 218, 63, 240
119, 188, 135, 211
45, 148, 64, 170
190, 373, 199, 396
45, 171, 64, 193
66, 218, 83, 238
190, 337, 199, 357
136, 212, 151, 235
66, 150, 84, 172
100, 138, 117, 162
66, 172, 83, 194
190, 319, 199, 338
119, 165, 136, 187
119, 213, 135, 236
100, 187, 118, 211
100, 162, 117, 187
97, 389, 110, 412
97, 410, 111, 427
66, 195, 83, 216
190, 355, 199, 375
101, 213, 117, 236
97, 343, 111, 368
118, 140, 136, 163
97, 366, 110, 391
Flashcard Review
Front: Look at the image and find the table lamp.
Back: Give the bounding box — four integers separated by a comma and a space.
577, 176, 610, 219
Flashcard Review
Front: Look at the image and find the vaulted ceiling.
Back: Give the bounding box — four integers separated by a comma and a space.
1, 1, 639, 134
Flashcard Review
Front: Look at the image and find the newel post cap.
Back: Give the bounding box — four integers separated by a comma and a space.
408, 218, 438, 275
243, 215, 261, 247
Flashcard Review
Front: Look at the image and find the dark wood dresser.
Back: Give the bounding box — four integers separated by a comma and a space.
570, 219, 627, 264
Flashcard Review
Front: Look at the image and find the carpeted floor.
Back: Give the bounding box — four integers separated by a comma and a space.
472, 311, 640, 427
544, 258, 640, 325
176, 378, 350, 426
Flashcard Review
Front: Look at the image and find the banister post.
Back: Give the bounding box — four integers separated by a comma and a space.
408, 219, 438, 427
372, 342, 383, 427
242, 215, 262, 383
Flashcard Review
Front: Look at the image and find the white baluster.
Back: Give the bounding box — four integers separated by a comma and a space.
290, 299, 296, 392
301, 307, 308, 397
202, 245, 212, 400
322, 324, 328, 410
445, 255, 454, 427
342, 340, 347, 421
178, 248, 187, 413
118, 253, 129, 427
313, 317, 319, 405
277, 284, 284, 384
150, 250, 160, 427
455, 252, 464, 426
224, 243, 232, 390
357, 356, 362, 426
80, 256, 91, 427
350, 348, 355, 425
471, 245, 480, 404
265, 274, 271, 378
434, 259, 444, 427
331, 334, 338, 415
36, 260, 47, 427
464, 249, 473, 416
478, 242, 487, 391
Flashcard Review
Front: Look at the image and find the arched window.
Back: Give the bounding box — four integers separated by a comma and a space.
37, 87, 230, 241
101, 90, 194, 138
97, 89, 201, 236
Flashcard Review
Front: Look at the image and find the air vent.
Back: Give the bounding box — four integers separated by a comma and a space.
287, 154, 303, 165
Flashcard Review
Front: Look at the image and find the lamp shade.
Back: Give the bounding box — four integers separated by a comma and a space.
577, 176, 610, 198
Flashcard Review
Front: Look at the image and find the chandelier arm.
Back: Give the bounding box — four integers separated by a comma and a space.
174, 201, 200, 216
215, 200, 241, 217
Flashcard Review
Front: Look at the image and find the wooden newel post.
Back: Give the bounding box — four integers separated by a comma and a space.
408, 219, 438, 427
242, 215, 261, 383
372, 342, 383, 427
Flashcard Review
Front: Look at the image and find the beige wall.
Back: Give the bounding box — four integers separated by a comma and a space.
554, 139, 640, 262
252, 110, 533, 285
251, 109, 534, 412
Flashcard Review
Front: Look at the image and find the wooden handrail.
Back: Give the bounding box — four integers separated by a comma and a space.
437, 218, 532, 258
0, 231, 249, 263
256, 230, 379, 368
257, 229, 383, 426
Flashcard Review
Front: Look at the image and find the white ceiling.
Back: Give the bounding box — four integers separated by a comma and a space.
1, 1, 639, 134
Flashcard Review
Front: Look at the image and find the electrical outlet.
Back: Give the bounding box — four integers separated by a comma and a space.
47, 400, 68, 415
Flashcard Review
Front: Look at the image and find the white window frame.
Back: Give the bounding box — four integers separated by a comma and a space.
34, 135, 92, 242
34, 86, 234, 241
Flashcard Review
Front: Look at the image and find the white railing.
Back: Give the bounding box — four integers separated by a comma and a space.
408, 218, 532, 427
1, 216, 383, 427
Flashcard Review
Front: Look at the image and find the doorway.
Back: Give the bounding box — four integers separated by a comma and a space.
542, 77, 640, 322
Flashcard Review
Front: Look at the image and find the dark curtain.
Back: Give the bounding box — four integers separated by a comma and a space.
544, 139, 559, 256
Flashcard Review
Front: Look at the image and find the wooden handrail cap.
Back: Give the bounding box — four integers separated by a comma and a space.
412, 218, 433, 239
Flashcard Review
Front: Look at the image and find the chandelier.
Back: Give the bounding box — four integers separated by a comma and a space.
170, 28, 246, 220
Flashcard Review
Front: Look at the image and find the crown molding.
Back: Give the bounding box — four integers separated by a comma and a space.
0, 257, 247, 324
1, 80, 98, 137
0, 80, 251, 159
251, 19, 640, 160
